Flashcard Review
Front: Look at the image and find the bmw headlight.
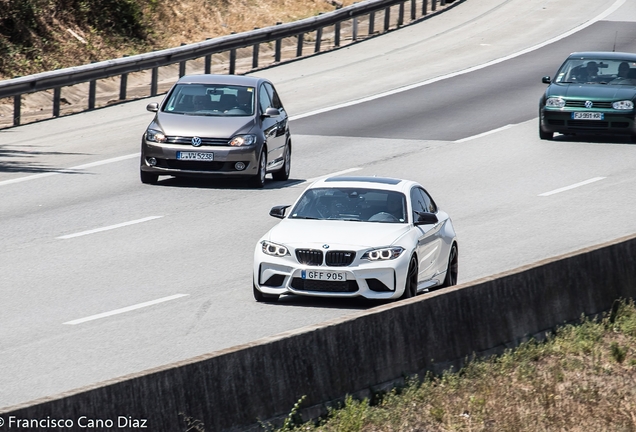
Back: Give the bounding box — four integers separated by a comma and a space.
612, 100, 634, 110
545, 97, 566, 108
261, 241, 289, 257
362, 247, 404, 261
229, 134, 257, 146
146, 129, 167, 143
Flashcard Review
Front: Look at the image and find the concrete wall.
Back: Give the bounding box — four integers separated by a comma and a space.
2, 233, 635, 432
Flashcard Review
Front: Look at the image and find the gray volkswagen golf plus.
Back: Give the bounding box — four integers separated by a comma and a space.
140, 74, 291, 188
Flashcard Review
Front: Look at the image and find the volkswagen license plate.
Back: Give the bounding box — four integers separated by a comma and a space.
177, 151, 214, 161
301, 270, 346, 281
572, 112, 603, 120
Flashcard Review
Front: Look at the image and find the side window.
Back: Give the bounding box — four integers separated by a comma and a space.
421, 188, 437, 213
263, 82, 283, 110
410, 187, 427, 218
411, 187, 436, 216
258, 84, 272, 114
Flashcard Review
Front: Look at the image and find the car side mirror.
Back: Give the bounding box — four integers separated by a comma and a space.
270, 205, 290, 219
146, 102, 159, 112
414, 211, 438, 225
263, 107, 280, 118
542, 76, 551, 84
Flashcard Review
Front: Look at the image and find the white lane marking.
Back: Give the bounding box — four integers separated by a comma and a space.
57, 216, 163, 239
539, 177, 606, 197
303, 167, 362, 184
63, 294, 189, 325
289, 0, 625, 121
454, 124, 515, 143
0, 153, 139, 187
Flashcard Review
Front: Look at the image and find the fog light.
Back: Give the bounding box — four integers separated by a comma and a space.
234, 162, 246, 171
147, 157, 157, 167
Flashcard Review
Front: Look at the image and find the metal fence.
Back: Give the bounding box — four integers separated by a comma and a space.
0, 0, 457, 129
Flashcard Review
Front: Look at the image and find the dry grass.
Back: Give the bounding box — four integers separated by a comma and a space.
275, 300, 636, 432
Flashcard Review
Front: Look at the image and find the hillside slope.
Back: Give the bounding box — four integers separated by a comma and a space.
0, 0, 351, 80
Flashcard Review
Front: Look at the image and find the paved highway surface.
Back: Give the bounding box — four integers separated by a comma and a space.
1, 0, 635, 410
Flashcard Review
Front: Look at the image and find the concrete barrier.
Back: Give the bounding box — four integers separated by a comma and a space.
2, 232, 635, 431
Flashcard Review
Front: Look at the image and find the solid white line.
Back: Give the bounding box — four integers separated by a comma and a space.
454, 124, 515, 143
289, 0, 625, 121
57, 216, 163, 239
63, 294, 189, 325
539, 177, 606, 197
0, 153, 139, 187
304, 167, 362, 184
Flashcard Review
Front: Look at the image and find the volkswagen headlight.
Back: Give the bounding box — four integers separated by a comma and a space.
229, 134, 257, 146
146, 129, 167, 143
612, 100, 634, 110
362, 247, 404, 261
545, 97, 566, 108
261, 241, 289, 257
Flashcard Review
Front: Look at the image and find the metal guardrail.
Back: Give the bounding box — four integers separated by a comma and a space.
0, 0, 454, 128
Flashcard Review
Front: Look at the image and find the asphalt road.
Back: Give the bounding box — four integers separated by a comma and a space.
1, 0, 636, 410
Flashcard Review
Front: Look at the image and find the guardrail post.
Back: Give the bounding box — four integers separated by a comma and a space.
53, 87, 61, 117
13, 94, 21, 126
384, 7, 391, 31
296, 33, 304, 57
335, 22, 341, 47
179, 44, 187, 77
204, 39, 212, 74
274, 22, 282, 62
229, 32, 237, 74
252, 28, 260, 69
398, 2, 404, 26
423, 0, 428, 15
151, 67, 158, 96
352, 16, 358, 41
369, 11, 375, 34
229, 48, 237, 74
411, 0, 416, 20
315, 27, 323, 52
119, 55, 128, 100
88, 79, 96, 110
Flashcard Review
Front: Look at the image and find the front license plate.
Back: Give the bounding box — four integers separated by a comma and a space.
301, 270, 346, 281
572, 112, 604, 120
176, 151, 214, 161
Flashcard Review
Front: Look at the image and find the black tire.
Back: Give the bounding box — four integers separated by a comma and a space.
539, 124, 553, 140
441, 243, 458, 288
271, 143, 291, 181
248, 151, 266, 188
400, 255, 418, 300
253, 283, 279, 302
140, 170, 158, 184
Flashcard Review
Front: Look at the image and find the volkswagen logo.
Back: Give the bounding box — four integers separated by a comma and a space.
322, 244, 330, 249
584, 100, 594, 109
191, 136, 202, 147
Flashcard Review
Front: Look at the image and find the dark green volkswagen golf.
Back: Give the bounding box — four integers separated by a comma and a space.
539, 51, 636, 141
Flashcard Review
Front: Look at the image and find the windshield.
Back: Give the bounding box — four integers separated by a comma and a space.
162, 84, 255, 116
554, 59, 636, 85
289, 188, 407, 223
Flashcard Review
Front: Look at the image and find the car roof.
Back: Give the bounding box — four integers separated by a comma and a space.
567, 52, 636, 62
308, 176, 419, 193
175, 74, 266, 86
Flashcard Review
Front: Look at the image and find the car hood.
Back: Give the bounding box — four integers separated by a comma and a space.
547, 83, 636, 100
154, 112, 255, 138
265, 219, 411, 249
